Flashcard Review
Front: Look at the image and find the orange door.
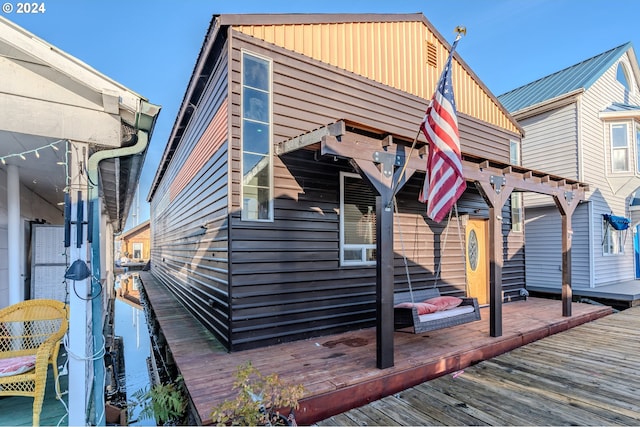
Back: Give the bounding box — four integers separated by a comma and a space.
466, 218, 489, 305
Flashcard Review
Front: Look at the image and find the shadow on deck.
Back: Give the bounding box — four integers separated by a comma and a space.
138, 272, 612, 426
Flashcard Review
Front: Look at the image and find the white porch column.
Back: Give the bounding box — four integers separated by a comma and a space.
67, 143, 90, 426
7, 164, 21, 305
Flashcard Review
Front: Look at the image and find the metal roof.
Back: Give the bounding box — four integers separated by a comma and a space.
498, 43, 632, 113
602, 102, 640, 113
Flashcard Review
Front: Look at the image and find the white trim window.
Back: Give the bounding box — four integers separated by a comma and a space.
132, 242, 143, 260
603, 219, 625, 255
509, 140, 523, 232
611, 123, 629, 172
617, 62, 632, 93
340, 172, 376, 266
241, 51, 273, 221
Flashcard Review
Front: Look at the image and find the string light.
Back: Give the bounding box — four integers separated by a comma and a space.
0, 140, 64, 165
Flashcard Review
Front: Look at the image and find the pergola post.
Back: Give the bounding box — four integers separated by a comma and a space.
474, 177, 513, 337
554, 191, 580, 317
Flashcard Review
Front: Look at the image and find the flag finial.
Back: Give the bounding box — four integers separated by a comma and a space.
454, 26, 466, 40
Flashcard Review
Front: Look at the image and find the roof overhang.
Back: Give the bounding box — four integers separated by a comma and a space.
0, 17, 160, 232
510, 88, 584, 121
598, 106, 640, 120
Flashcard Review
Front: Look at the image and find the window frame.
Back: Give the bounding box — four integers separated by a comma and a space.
132, 242, 143, 260
603, 218, 625, 256
610, 122, 630, 173
240, 50, 274, 222
616, 62, 632, 93
509, 140, 523, 233
339, 172, 377, 267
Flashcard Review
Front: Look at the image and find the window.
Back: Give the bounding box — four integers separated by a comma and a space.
611, 123, 629, 172
603, 219, 625, 255
340, 173, 376, 265
509, 140, 523, 232
132, 242, 143, 260
617, 63, 631, 92
241, 51, 272, 221
511, 195, 523, 232
509, 140, 521, 166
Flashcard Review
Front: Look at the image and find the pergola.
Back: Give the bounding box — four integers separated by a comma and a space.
277, 120, 589, 369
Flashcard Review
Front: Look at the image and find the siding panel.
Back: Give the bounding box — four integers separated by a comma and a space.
150, 43, 232, 348
235, 20, 518, 133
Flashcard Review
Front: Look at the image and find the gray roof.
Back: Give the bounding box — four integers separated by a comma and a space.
498, 43, 632, 113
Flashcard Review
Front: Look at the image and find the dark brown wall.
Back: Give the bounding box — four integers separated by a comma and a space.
150, 27, 524, 353
150, 35, 232, 349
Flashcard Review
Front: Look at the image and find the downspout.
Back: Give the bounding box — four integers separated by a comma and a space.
85, 100, 157, 425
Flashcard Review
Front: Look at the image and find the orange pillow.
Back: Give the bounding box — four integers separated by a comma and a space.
424, 296, 463, 311
394, 302, 438, 315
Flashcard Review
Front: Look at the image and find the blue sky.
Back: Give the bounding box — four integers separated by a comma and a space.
5, 0, 640, 227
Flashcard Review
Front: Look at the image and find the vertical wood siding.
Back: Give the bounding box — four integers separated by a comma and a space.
234, 21, 518, 134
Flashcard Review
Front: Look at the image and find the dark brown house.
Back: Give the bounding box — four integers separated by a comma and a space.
147, 13, 585, 365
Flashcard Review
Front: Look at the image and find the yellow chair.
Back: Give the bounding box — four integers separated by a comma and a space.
0, 299, 68, 426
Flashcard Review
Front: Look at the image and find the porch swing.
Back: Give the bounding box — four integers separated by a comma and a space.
392, 200, 481, 333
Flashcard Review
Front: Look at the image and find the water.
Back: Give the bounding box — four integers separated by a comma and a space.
114, 274, 155, 426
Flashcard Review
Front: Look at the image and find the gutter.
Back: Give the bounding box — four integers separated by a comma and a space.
85, 99, 159, 425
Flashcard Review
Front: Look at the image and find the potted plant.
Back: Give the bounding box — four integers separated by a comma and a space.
210, 362, 304, 426
129, 375, 188, 425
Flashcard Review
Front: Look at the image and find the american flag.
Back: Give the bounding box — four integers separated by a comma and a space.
418, 38, 466, 223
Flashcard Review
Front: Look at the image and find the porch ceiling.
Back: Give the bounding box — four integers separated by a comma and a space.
0, 17, 160, 232
0, 130, 67, 212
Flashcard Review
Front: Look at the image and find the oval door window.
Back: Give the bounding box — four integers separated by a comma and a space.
468, 229, 479, 271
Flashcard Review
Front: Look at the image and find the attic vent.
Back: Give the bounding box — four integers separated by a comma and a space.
426, 42, 438, 68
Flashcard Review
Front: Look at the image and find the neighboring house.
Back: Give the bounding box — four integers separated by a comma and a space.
498, 42, 640, 301
147, 13, 585, 365
117, 219, 151, 263
0, 17, 160, 425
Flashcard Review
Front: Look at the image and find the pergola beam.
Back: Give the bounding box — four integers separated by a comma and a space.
278, 120, 587, 369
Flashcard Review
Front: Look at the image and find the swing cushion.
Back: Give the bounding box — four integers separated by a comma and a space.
394, 302, 438, 315
424, 296, 463, 311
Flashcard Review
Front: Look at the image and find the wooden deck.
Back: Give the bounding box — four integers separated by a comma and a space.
317, 305, 640, 425
138, 272, 612, 426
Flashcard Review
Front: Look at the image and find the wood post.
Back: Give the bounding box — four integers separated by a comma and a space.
474, 177, 513, 337
553, 191, 580, 317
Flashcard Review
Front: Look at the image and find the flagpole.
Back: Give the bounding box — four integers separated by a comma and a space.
389, 26, 466, 207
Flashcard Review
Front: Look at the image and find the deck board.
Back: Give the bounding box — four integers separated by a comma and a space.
317, 305, 640, 426
138, 272, 613, 425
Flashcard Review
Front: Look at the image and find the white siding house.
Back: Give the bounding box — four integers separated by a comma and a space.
0, 16, 160, 425
499, 43, 640, 299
